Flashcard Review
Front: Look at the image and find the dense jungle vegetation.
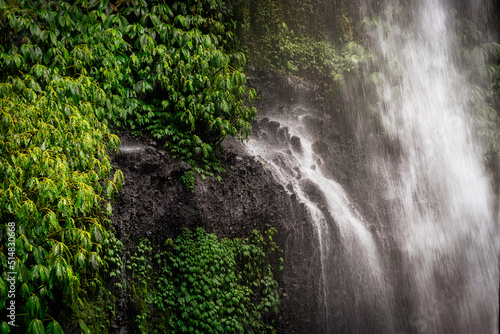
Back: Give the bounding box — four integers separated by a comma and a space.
0, 0, 274, 332
0, 0, 499, 333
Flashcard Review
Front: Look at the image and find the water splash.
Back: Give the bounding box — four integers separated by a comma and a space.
247, 113, 394, 332
118, 144, 146, 153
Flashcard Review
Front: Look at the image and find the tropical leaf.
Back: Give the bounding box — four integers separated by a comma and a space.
0, 322, 10, 334
46, 320, 63, 334
27, 319, 45, 334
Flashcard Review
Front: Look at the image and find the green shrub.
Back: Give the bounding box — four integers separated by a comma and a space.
128, 228, 283, 334
0, 75, 122, 332
246, 0, 360, 80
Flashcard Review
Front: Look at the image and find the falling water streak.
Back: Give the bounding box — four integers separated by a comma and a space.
246, 118, 332, 330
300, 189, 331, 331
354, 0, 499, 332
246, 114, 395, 332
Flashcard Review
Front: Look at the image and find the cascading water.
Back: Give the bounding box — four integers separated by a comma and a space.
351, 0, 499, 332
245, 0, 498, 333
247, 112, 395, 332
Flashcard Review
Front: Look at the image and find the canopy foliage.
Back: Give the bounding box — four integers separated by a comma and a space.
0, 0, 256, 174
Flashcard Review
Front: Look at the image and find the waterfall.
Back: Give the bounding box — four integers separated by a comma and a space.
247, 112, 395, 332
245, 0, 498, 332
353, 0, 499, 332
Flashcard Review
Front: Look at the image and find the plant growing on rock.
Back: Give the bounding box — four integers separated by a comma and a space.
127, 228, 283, 333
181, 170, 196, 193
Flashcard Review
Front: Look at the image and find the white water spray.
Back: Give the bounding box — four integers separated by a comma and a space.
244, 0, 498, 332
356, 0, 499, 332
247, 113, 394, 332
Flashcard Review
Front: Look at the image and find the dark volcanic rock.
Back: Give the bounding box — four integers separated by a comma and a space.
267, 120, 280, 133
112, 135, 308, 244
110, 133, 318, 334
299, 178, 328, 207
290, 135, 302, 153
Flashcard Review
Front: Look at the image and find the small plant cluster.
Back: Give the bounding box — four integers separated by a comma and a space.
127, 228, 283, 334
181, 170, 196, 193
80, 233, 124, 333
0, 0, 257, 176
270, 23, 356, 77
126, 239, 154, 333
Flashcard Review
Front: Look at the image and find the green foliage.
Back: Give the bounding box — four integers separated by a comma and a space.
181, 170, 196, 193
128, 228, 282, 333
0, 0, 257, 175
0, 74, 122, 330
126, 239, 154, 333
1, 322, 10, 334
80, 233, 123, 334
266, 22, 355, 77
246, 0, 360, 80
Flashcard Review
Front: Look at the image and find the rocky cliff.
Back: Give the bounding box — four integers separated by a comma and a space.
110, 68, 377, 333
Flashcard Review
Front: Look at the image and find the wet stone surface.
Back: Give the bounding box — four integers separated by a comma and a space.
110, 131, 317, 333
110, 67, 387, 334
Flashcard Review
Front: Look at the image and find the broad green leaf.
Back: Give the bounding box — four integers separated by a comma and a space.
91, 225, 102, 243
49, 32, 57, 45
0, 278, 6, 304
27, 319, 45, 334
105, 182, 114, 199
176, 15, 186, 29
29, 23, 41, 37
21, 44, 30, 59
113, 169, 124, 188
105, 202, 112, 216
13, 54, 22, 68
104, 14, 114, 28
20, 283, 31, 299
58, 14, 66, 27
78, 320, 90, 334
46, 320, 63, 334
76, 252, 86, 270
26, 295, 43, 319
0, 322, 10, 334
90, 252, 99, 269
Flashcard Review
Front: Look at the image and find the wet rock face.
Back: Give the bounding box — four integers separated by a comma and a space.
111, 133, 320, 334
290, 135, 302, 153
299, 178, 328, 207
246, 67, 397, 333
112, 134, 309, 245
110, 68, 387, 334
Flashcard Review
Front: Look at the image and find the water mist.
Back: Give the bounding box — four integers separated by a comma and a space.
245, 0, 499, 332
350, 0, 499, 332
